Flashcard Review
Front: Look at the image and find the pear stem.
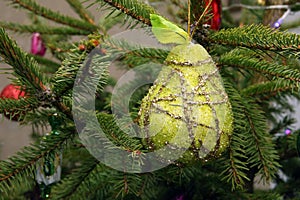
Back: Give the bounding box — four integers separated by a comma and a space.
188, 0, 191, 40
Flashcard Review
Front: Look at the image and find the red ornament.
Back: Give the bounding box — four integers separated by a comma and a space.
0, 84, 26, 121
205, 0, 222, 30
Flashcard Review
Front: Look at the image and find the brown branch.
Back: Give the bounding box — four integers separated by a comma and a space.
102, 0, 151, 26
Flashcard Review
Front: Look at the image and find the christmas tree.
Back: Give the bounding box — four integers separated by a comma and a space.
1, 0, 300, 199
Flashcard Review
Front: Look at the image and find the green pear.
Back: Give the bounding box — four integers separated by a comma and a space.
139, 43, 233, 163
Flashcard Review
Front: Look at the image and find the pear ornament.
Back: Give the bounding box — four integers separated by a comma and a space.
138, 14, 233, 163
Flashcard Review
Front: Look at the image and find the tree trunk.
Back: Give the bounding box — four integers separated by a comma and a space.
263, 0, 286, 26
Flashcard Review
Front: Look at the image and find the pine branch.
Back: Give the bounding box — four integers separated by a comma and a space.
0, 97, 38, 111
51, 43, 87, 94
54, 162, 115, 200
0, 28, 47, 93
97, 113, 143, 151
52, 113, 143, 199
51, 156, 103, 199
20, 109, 57, 128
164, 164, 244, 199
0, 178, 35, 200
138, 173, 161, 199
51, 43, 109, 95
242, 98, 281, 181
0, 128, 74, 196
9, 0, 98, 32
96, 0, 157, 27
119, 48, 168, 67
66, 0, 95, 24
0, 97, 39, 120
241, 80, 297, 100
52, 36, 165, 95
220, 80, 250, 190
209, 25, 300, 56
110, 173, 144, 198
219, 49, 300, 85
0, 21, 90, 35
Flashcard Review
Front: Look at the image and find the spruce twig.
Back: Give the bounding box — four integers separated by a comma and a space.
243, 99, 280, 181
209, 24, 300, 56
219, 49, 300, 84
96, 0, 156, 26
241, 81, 297, 99
51, 156, 101, 199
0, 129, 74, 196
220, 81, 250, 190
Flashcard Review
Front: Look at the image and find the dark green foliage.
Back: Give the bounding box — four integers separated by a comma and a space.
0, 0, 300, 199
209, 24, 300, 57
220, 49, 300, 86
0, 126, 75, 198
220, 80, 251, 190
242, 98, 280, 181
